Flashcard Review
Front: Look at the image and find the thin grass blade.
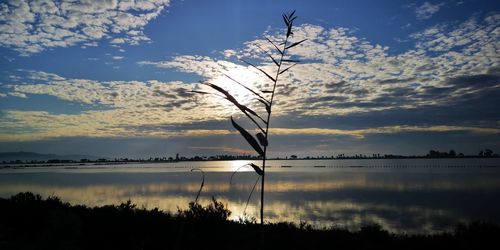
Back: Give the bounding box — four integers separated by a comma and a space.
282, 59, 300, 63
190, 90, 226, 99
223, 74, 268, 103
190, 168, 204, 204
282, 14, 289, 27
203, 82, 265, 122
265, 37, 283, 55
241, 59, 276, 83
244, 176, 261, 215
248, 163, 264, 176
268, 54, 279, 67
285, 39, 307, 50
230, 165, 248, 184
230, 163, 263, 185
254, 44, 280, 67
257, 98, 271, 113
279, 64, 296, 75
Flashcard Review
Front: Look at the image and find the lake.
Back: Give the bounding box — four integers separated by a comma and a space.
1, 158, 500, 234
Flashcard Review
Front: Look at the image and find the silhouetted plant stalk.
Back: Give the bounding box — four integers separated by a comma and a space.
193, 11, 305, 226
190, 168, 204, 204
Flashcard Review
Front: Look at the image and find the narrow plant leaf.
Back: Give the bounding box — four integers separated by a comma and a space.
286, 24, 292, 37
231, 116, 264, 156
248, 163, 264, 176
257, 98, 271, 113
256, 132, 268, 147
286, 39, 307, 50
190, 168, 204, 204
279, 64, 296, 75
203, 82, 230, 96
268, 54, 279, 67
229, 168, 262, 215
190, 90, 210, 94
282, 59, 300, 63
241, 59, 276, 83
190, 90, 216, 95
282, 14, 289, 27
203, 82, 264, 120
289, 10, 296, 19
265, 37, 283, 55
230, 163, 263, 185
230, 165, 248, 184
254, 44, 280, 68
202, 82, 266, 132
223, 74, 268, 102
244, 176, 261, 214
262, 90, 273, 93
190, 90, 227, 99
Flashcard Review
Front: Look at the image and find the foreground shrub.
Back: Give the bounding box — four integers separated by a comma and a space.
177, 196, 231, 221
1, 192, 500, 250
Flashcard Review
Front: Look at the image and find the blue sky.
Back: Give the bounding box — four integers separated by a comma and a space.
0, 0, 499, 158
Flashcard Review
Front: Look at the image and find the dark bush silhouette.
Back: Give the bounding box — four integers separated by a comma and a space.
1, 192, 500, 250
177, 196, 231, 222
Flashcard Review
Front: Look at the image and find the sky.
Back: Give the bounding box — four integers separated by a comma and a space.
0, 0, 499, 158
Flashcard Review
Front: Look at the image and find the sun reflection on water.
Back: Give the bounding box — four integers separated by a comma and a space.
229, 160, 253, 172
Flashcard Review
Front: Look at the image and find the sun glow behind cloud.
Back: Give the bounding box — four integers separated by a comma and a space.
198, 64, 268, 113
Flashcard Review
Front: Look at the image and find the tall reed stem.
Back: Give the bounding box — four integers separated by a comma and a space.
260, 32, 290, 226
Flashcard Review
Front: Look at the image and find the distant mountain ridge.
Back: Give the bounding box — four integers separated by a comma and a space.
0, 151, 102, 162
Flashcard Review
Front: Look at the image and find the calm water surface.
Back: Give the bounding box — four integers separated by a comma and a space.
1, 158, 499, 234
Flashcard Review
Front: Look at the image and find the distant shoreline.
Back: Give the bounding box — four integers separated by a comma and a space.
1, 156, 499, 169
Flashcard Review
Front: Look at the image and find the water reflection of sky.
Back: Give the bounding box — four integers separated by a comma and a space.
1, 160, 500, 234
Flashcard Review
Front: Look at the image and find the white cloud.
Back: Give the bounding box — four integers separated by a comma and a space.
0, 69, 245, 140
112, 56, 124, 60
1, 105, 498, 141
222, 49, 237, 58
2, 14, 499, 141
83, 41, 98, 47
401, 23, 412, 29
0, 0, 171, 55
110, 38, 126, 44
139, 55, 241, 78
270, 126, 500, 139
140, 15, 499, 118
8, 92, 27, 98
415, 2, 444, 20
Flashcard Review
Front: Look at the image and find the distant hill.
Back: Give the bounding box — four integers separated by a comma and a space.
0, 151, 102, 162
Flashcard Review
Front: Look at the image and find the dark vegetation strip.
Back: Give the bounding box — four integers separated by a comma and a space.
0, 192, 499, 250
